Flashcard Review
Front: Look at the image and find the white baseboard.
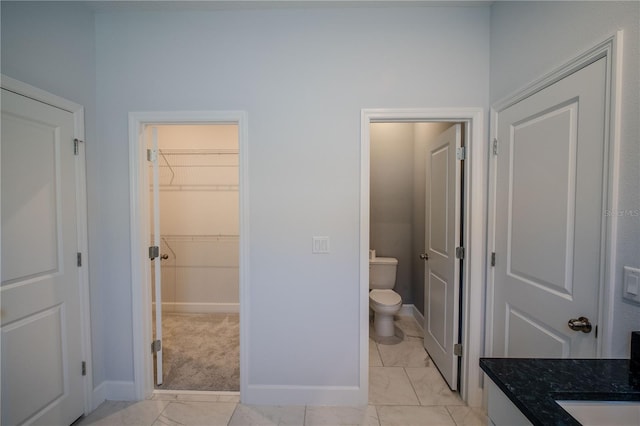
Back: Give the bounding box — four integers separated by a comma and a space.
398, 304, 425, 332
102, 380, 137, 401
153, 302, 239, 314
410, 304, 425, 332
243, 384, 367, 406
91, 382, 106, 410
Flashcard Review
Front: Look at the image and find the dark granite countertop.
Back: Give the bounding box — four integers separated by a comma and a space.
480, 358, 640, 426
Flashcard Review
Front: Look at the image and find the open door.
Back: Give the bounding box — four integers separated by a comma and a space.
422, 124, 463, 390
149, 126, 163, 386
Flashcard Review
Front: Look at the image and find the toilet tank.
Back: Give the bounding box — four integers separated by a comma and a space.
369, 257, 398, 289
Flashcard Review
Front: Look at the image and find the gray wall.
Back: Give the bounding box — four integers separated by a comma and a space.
490, 1, 640, 358
0, 2, 104, 388
370, 123, 415, 303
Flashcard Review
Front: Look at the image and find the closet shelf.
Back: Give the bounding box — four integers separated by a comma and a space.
156, 234, 240, 241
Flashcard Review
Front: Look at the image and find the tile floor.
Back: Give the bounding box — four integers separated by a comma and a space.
76, 315, 487, 426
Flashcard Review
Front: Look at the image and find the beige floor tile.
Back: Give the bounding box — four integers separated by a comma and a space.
377, 337, 430, 368
377, 405, 455, 426
369, 367, 420, 406
152, 414, 182, 426
161, 401, 237, 426
305, 405, 379, 426
77, 400, 169, 425
405, 368, 464, 406
228, 404, 305, 425
394, 316, 423, 338
370, 339, 383, 367
175, 393, 231, 402
445, 406, 489, 426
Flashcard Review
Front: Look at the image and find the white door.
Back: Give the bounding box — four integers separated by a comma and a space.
148, 127, 164, 385
492, 57, 606, 358
423, 124, 462, 390
1, 89, 84, 425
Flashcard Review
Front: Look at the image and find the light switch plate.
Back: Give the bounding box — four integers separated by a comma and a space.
312, 236, 330, 254
623, 266, 640, 303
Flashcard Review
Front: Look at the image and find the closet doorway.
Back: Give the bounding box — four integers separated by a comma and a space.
129, 111, 248, 399
148, 124, 240, 392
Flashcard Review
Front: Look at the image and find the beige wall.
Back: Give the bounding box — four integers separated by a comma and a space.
150, 124, 239, 312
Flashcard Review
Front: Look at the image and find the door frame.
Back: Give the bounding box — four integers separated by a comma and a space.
128, 111, 249, 399
0, 75, 93, 414
361, 107, 486, 407
486, 32, 623, 359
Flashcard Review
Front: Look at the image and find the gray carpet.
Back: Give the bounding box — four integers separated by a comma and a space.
156, 312, 239, 391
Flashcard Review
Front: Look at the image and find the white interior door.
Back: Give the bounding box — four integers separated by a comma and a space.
492, 58, 606, 358
423, 124, 462, 390
1, 89, 84, 425
149, 127, 164, 385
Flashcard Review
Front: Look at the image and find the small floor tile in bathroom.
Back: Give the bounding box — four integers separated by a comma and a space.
228, 404, 305, 425
376, 405, 455, 426
405, 367, 464, 407
76, 400, 169, 426
160, 401, 237, 426
370, 338, 383, 367
445, 406, 489, 426
376, 337, 430, 368
305, 405, 380, 426
369, 367, 420, 406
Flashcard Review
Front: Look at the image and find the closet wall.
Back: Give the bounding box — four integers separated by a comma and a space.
150, 124, 239, 313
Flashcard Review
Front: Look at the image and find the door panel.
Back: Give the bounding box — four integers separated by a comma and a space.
493, 58, 606, 358
423, 124, 462, 390
1, 88, 84, 425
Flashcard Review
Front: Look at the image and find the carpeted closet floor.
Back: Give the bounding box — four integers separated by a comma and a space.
155, 312, 239, 392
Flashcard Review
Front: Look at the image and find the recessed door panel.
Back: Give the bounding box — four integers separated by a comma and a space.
505, 306, 569, 358
508, 104, 578, 296
427, 272, 447, 352
429, 146, 449, 257
1, 114, 60, 284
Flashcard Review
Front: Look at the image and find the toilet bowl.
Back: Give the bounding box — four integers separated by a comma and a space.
369, 289, 402, 337
369, 255, 402, 337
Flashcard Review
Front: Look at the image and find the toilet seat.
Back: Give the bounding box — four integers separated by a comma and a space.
369, 289, 401, 308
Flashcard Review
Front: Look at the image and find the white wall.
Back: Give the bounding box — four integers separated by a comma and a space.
95, 5, 490, 402
152, 125, 240, 312
0, 1, 105, 389
490, 1, 640, 358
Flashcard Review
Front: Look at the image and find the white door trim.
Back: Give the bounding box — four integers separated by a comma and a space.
360, 107, 486, 407
0, 74, 93, 415
486, 32, 623, 359
128, 111, 249, 400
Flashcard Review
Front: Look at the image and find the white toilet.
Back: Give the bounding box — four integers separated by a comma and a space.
369, 254, 402, 337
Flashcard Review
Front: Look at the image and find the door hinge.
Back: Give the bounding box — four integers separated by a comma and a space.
77, 252, 82, 267
491, 252, 496, 267
151, 339, 162, 353
456, 146, 466, 161
492, 138, 499, 156
82, 361, 87, 376
147, 148, 158, 162
149, 246, 159, 260
455, 247, 465, 259
453, 343, 463, 357
73, 138, 84, 156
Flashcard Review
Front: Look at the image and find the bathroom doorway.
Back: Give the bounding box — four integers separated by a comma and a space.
129, 111, 248, 399
148, 124, 240, 392
369, 121, 464, 388
361, 108, 486, 406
